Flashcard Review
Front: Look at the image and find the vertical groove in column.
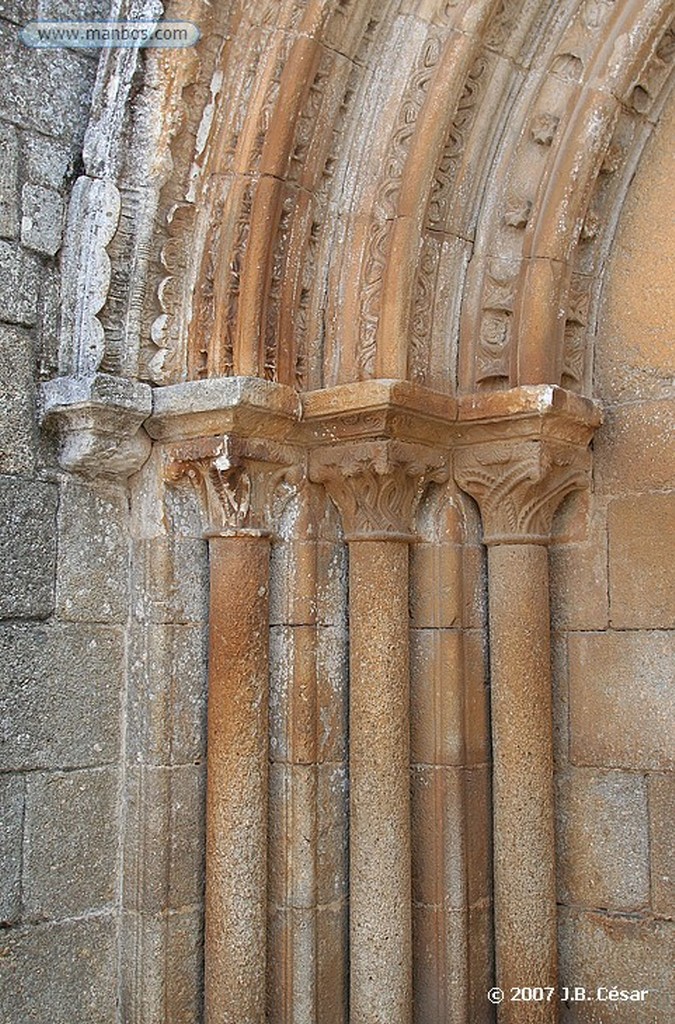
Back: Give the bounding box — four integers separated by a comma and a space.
205, 534, 270, 1024
348, 539, 412, 1024
487, 542, 558, 1024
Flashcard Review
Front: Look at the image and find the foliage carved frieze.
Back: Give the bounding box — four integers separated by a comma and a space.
454, 439, 591, 546
310, 440, 448, 541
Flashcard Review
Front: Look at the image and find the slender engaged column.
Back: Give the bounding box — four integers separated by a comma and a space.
349, 538, 412, 1023
311, 440, 446, 1024
166, 435, 300, 1024
456, 437, 592, 1024
206, 531, 270, 1024
486, 542, 556, 1009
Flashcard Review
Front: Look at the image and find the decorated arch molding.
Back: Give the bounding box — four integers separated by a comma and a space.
41, 1, 674, 1022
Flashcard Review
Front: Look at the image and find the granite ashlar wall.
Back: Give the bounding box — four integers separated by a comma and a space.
550, 87, 675, 1022
0, 4, 133, 1020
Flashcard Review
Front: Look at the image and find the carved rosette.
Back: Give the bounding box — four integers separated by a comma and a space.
310, 440, 448, 542
454, 439, 591, 546
166, 435, 303, 537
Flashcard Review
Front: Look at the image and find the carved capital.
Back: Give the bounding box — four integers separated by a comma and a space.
165, 434, 303, 537
309, 440, 448, 542
454, 439, 591, 545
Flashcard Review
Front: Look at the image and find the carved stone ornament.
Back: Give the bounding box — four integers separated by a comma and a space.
165, 434, 303, 537
454, 439, 591, 546
309, 440, 448, 542
41, 373, 152, 479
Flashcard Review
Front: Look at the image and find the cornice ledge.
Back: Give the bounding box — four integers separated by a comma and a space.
300, 379, 458, 447
146, 377, 302, 443
457, 385, 602, 446
41, 373, 152, 479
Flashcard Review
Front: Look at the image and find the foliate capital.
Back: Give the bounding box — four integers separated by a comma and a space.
309, 440, 448, 542
454, 438, 591, 546
165, 434, 303, 537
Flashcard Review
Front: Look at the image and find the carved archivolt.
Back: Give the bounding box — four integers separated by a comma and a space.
53, 1, 674, 408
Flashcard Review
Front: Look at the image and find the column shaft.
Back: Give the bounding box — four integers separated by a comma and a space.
348, 539, 412, 1024
205, 534, 270, 1024
486, 543, 557, 1023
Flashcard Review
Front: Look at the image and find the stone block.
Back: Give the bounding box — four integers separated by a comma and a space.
123, 765, 205, 914
0, 774, 24, 925
465, 766, 492, 907
316, 624, 348, 763
410, 628, 464, 766
316, 763, 348, 906
0, 240, 41, 325
127, 622, 207, 766
267, 907, 318, 1024
569, 631, 674, 770
56, 477, 130, 622
36, 265, 61, 380
0, 476, 57, 618
412, 765, 465, 909
0, 325, 38, 475
119, 910, 203, 1024
649, 773, 675, 917
23, 767, 118, 919
462, 543, 487, 629
463, 629, 490, 766
0, 915, 117, 1024
558, 908, 674, 1021
23, 132, 75, 191
594, 400, 675, 495
0, 22, 94, 139
550, 512, 609, 631
316, 903, 348, 1024
410, 540, 462, 628
131, 537, 209, 624
467, 903, 495, 1024
0, 123, 19, 238
268, 764, 316, 909
609, 495, 675, 629
412, 905, 470, 1024
556, 768, 649, 911
21, 183, 64, 255
0, 622, 123, 770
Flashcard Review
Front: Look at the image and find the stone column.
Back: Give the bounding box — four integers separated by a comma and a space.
311, 440, 446, 1024
167, 435, 300, 1024
455, 438, 591, 1024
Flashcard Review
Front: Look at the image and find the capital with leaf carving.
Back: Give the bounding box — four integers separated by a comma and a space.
309, 440, 448, 542
454, 438, 591, 546
165, 434, 303, 537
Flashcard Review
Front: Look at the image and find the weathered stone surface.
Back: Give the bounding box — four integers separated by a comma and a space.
550, 512, 609, 631
608, 495, 675, 629
123, 765, 205, 914
0, 123, 19, 238
56, 477, 130, 622
21, 183, 64, 256
556, 769, 649, 911
23, 133, 74, 191
0, 325, 38, 474
119, 909, 204, 1024
0, 240, 41, 325
410, 628, 464, 765
316, 763, 348, 905
0, 916, 117, 1024
132, 537, 209, 624
23, 767, 118, 919
0, 23, 94, 138
649, 773, 675, 917
410, 540, 462, 627
0, 622, 123, 770
316, 903, 348, 1024
127, 622, 208, 766
569, 631, 674, 770
594, 400, 675, 495
0, 774, 24, 925
558, 909, 674, 1021
0, 476, 57, 619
